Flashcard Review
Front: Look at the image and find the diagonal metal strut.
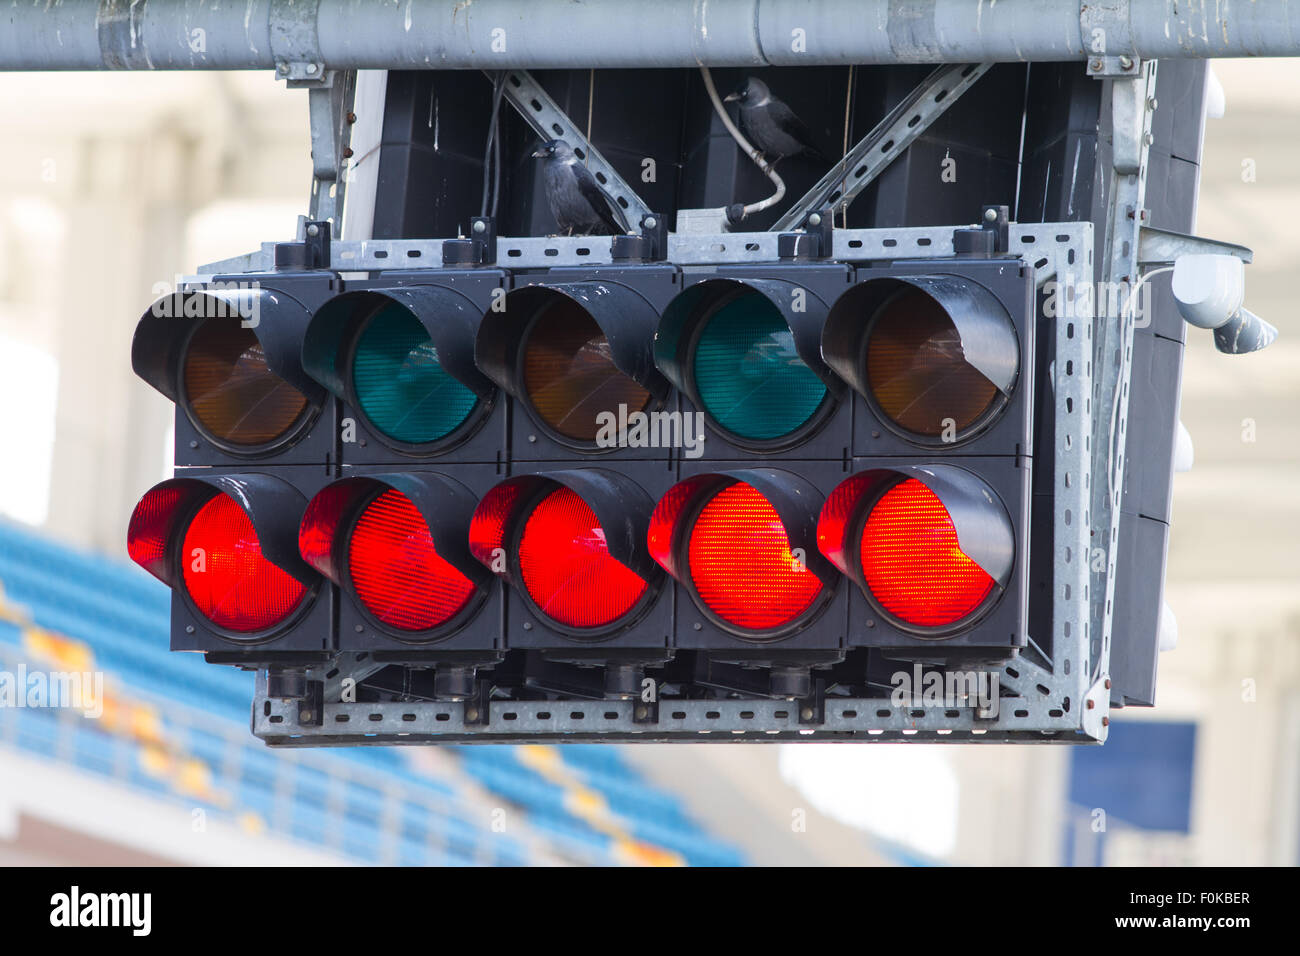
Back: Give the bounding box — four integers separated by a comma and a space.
772, 63, 992, 232
491, 69, 653, 231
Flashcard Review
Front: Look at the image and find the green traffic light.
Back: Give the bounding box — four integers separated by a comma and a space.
351, 303, 479, 444
691, 292, 826, 441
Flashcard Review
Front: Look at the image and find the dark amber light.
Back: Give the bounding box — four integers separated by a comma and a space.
865, 289, 998, 438
183, 319, 309, 447
521, 301, 651, 442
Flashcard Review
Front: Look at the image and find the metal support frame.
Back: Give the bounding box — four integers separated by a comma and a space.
196, 219, 1106, 745
270, 0, 358, 230
299, 70, 357, 228
493, 69, 653, 229
1089, 61, 1159, 716
1137, 225, 1253, 268
772, 63, 993, 231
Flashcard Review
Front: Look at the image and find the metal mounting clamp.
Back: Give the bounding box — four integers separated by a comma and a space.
1086, 55, 1142, 78
1080, 0, 1139, 78
270, 0, 327, 86
1137, 226, 1254, 267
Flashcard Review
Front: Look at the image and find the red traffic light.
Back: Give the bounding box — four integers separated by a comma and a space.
298, 475, 487, 638
181, 494, 308, 631
470, 470, 658, 634
517, 487, 648, 628
860, 479, 996, 626
348, 490, 478, 631
127, 476, 316, 636
649, 471, 833, 638
818, 467, 1013, 634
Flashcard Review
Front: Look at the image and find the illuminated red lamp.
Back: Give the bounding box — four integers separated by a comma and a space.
470, 472, 658, 634
817, 468, 1013, 634
649, 472, 831, 638
127, 477, 314, 636
298, 476, 485, 636
861, 479, 995, 626
351, 491, 476, 631
519, 488, 647, 628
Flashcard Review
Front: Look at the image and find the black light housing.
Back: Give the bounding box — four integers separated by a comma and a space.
655, 266, 852, 459
299, 469, 499, 658
127, 471, 332, 656
300, 272, 507, 463
475, 266, 677, 460
133, 281, 337, 466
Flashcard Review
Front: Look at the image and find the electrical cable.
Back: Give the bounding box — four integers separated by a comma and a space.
491, 77, 503, 219
480, 71, 506, 219
839, 65, 855, 227
1105, 265, 1175, 506
586, 69, 595, 166
698, 65, 785, 222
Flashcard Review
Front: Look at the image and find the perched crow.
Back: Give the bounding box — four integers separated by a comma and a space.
725, 77, 827, 163
532, 139, 629, 236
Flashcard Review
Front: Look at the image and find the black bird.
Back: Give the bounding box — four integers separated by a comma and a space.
725, 77, 827, 163
532, 139, 629, 236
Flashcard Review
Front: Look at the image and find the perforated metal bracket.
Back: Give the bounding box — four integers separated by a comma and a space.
301, 71, 357, 227
269, 1, 356, 226
1137, 226, 1253, 267
1090, 61, 1158, 697
1081, 675, 1112, 741
255, 694, 1109, 745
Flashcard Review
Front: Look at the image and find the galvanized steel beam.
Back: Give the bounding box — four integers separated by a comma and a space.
4, 1, 1300, 71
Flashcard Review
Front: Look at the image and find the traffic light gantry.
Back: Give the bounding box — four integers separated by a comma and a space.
127, 214, 1112, 744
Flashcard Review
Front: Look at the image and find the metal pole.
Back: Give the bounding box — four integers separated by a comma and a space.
3, 1, 1300, 71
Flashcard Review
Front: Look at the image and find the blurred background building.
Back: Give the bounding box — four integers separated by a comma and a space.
0, 60, 1296, 866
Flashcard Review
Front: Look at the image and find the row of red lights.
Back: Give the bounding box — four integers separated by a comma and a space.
130, 474, 997, 638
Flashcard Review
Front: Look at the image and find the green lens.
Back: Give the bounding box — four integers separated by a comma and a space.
351, 304, 478, 444
691, 293, 827, 441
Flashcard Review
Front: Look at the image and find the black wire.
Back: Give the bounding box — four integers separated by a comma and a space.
480, 71, 507, 219
491, 80, 503, 220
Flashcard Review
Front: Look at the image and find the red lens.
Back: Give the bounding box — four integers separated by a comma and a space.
517, 487, 647, 629
860, 478, 995, 627
468, 482, 523, 568
686, 483, 822, 631
181, 493, 307, 632
127, 484, 186, 579
347, 489, 477, 632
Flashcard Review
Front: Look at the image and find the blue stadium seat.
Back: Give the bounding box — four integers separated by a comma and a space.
0, 518, 743, 867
